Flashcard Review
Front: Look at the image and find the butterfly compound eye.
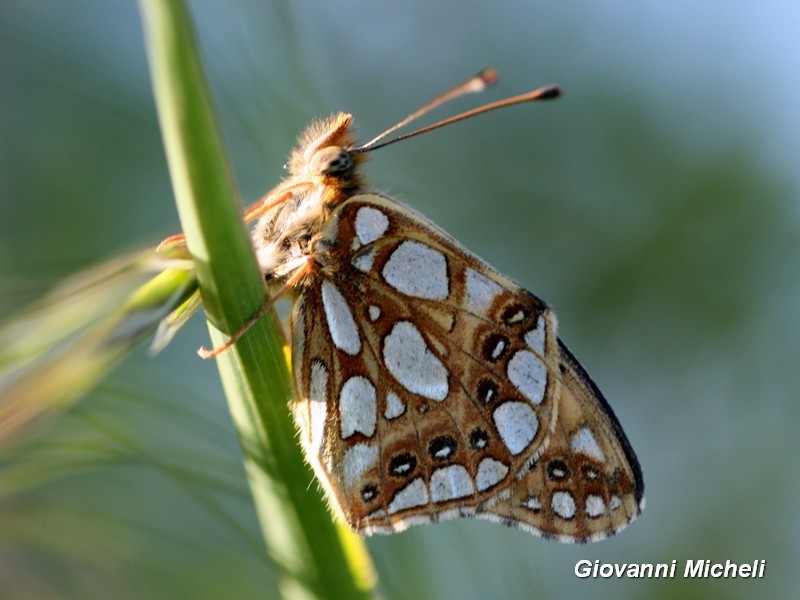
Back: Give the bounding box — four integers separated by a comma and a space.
310, 145, 353, 176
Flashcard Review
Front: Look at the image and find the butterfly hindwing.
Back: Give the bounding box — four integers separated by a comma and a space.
476, 340, 644, 541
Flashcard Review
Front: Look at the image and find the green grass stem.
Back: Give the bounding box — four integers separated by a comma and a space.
138, 2, 376, 598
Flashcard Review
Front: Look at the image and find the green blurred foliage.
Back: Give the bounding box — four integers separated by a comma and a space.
1, 1, 798, 599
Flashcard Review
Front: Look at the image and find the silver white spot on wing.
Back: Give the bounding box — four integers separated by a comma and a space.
432, 441, 454, 459
321, 280, 360, 355
339, 376, 377, 439
364, 508, 387, 521
308, 361, 328, 454
610, 495, 622, 511
388, 478, 429, 514
343, 443, 378, 486
384, 391, 406, 420
522, 495, 542, 511
430, 465, 474, 502
490, 338, 506, 360
352, 249, 375, 273
476, 458, 509, 492
383, 321, 449, 401
507, 350, 547, 405
523, 317, 546, 354
382, 241, 449, 300
368, 305, 381, 321
465, 268, 503, 313
292, 296, 306, 379
570, 427, 606, 462
492, 401, 539, 455
355, 206, 390, 246
551, 491, 576, 520
586, 494, 605, 518
505, 310, 526, 324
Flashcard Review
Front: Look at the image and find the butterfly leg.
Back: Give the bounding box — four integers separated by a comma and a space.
156, 188, 298, 252
197, 257, 313, 358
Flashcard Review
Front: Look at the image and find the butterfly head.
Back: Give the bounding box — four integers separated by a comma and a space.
286, 113, 367, 195
253, 114, 369, 283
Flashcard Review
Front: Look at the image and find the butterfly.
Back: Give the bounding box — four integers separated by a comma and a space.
206, 69, 644, 542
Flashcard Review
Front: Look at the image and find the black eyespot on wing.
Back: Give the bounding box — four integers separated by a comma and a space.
482, 333, 509, 361
547, 459, 571, 481
361, 484, 378, 503
477, 378, 499, 404
581, 464, 600, 481
390, 452, 417, 477
469, 428, 489, 450
502, 304, 529, 325
428, 435, 457, 460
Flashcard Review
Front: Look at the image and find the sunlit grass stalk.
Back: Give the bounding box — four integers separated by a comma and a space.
138, 1, 376, 598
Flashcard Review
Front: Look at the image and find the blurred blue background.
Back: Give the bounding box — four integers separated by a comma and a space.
1, 1, 798, 598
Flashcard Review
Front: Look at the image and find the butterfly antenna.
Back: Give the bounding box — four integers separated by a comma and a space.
352, 71, 560, 153
353, 68, 500, 151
